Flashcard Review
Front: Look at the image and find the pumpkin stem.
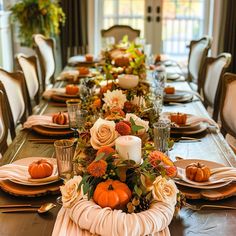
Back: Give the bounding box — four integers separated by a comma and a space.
108, 184, 114, 190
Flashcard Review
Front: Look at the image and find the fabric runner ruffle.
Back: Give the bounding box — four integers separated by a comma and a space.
52, 198, 175, 236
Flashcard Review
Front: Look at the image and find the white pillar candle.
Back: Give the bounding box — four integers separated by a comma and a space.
118, 74, 139, 89
115, 135, 142, 164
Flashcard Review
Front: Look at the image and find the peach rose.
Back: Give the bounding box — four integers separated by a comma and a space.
60, 176, 83, 208
90, 118, 119, 149
152, 176, 178, 205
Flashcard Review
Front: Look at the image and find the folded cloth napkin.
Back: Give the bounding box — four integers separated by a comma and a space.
161, 112, 218, 128
23, 114, 68, 129
52, 199, 174, 236
0, 163, 58, 183
42, 88, 66, 100
177, 166, 236, 186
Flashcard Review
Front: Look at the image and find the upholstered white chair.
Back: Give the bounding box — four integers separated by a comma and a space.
187, 36, 212, 92
202, 53, 231, 121
101, 25, 140, 44
33, 34, 56, 91
16, 53, 40, 113
220, 73, 236, 153
0, 69, 28, 134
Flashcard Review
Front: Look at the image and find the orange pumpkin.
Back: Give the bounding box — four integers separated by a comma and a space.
28, 159, 53, 179
85, 54, 93, 62
78, 67, 89, 75
93, 179, 132, 209
169, 112, 187, 125
185, 162, 211, 182
66, 84, 79, 95
52, 112, 67, 125
164, 86, 175, 94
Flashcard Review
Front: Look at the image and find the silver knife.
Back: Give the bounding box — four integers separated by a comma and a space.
0, 204, 40, 208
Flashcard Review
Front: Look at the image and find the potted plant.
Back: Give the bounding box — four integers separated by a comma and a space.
10, 0, 65, 46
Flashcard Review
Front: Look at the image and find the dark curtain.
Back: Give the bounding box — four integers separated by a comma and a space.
223, 0, 236, 73
60, 0, 88, 67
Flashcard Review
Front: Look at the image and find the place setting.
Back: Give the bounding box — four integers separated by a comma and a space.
173, 158, 236, 200
160, 112, 217, 136
23, 112, 73, 137
0, 157, 61, 197
67, 54, 101, 67
163, 86, 194, 103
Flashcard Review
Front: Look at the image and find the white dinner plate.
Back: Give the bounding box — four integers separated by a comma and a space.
10, 157, 59, 186
174, 159, 232, 189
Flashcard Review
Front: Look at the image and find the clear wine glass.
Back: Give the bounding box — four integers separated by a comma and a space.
66, 99, 81, 137
54, 139, 76, 204
77, 109, 88, 137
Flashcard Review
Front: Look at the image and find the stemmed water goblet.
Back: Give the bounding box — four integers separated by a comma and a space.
66, 99, 81, 137
54, 139, 76, 204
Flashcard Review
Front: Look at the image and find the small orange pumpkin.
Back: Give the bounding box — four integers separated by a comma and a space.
66, 84, 79, 95
93, 179, 132, 209
185, 162, 211, 182
52, 112, 67, 125
28, 159, 53, 179
164, 86, 175, 94
169, 112, 187, 125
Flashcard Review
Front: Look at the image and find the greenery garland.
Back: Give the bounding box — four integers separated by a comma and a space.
10, 0, 65, 46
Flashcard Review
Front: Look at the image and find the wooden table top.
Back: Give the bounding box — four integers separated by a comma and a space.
1, 79, 236, 236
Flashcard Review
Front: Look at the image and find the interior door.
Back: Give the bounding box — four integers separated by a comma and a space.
145, 0, 162, 55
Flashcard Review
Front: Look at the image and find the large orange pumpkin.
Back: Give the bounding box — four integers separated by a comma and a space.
28, 159, 53, 179
93, 179, 132, 209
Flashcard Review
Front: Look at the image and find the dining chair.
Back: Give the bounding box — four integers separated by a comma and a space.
0, 88, 11, 155
187, 36, 212, 92
202, 53, 231, 121
32, 34, 56, 91
0, 69, 29, 135
16, 53, 40, 112
101, 25, 140, 44
220, 73, 236, 153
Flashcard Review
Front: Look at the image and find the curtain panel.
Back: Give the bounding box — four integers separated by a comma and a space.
60, 0, 88, 67
223, 0, 236, 73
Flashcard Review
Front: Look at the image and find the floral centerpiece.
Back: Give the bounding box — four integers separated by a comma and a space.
52, 108, 183, 235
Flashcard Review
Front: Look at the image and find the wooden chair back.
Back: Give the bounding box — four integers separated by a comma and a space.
220, 73, 236, 137
0, 88, 10, 155
16, 53, 40, 111
101, 25, 140, 44
33, 34, 56, 91
202, 53, 231, 121
188, 36, 212, 92
0, 69, 29, 131
0, 81, 15, 140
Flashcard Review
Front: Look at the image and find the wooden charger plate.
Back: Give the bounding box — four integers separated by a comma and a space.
0, 180, 62, 197
177, 182, 236, 200
32, 125, 73, 137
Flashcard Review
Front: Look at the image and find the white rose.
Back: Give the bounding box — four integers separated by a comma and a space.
125, 113, 149, 134
152, 176, 179, 205
60, 176, 83, 208
90, 118, 119, 149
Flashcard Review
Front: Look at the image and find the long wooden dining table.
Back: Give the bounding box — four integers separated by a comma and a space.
0, 73, 236, 236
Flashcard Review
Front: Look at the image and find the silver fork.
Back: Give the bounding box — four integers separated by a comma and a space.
185, 203, 236, 211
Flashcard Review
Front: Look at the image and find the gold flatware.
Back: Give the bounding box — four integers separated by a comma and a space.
0, 203, 56, 214
185, 203, 236, 211
0, 204, 40, 208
